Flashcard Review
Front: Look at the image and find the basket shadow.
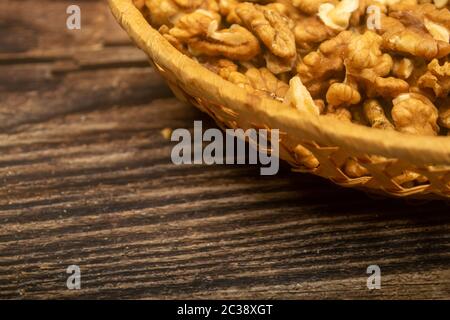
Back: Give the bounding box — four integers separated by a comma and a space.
183, 105, 449, 220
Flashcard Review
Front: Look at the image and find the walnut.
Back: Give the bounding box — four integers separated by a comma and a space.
344, 158, 369, 178
425, 18, 450, 42
204, 62, 254, 93
227, 71, 252, 89
165, 9, 261, 60
284, 76, 321, 115
392, 57, 414, 79
418, 59, 450, 97
159, 25, 190, 54
144, 0, 218, 28
235, 3, 297, 59
294, 16, 338, 50
318, 0, 360, 31
363, 99, 395, 130
400, 57, 429, 89
389, 3, 450, 42
263, 51, 297, 74
380, 14, 450, 59
168, 10, 221, 41
324, 106, 353, 122
144, 0, 183, 27
369, 75, 411, 98
346, 31, 395, 72
326, 82, 361, 107
438, 98, 450, 128
392, 93, 440, 135
245, 67, 290, 99
201, 59, 289, 100
293, 144, 320, 169
419, 3, 450, 30
200, 57, 239, 78
393, 170, 429, 188
296, 31, 353, 97
188, 24, 261, 60
219, 0, 241, 24
345, 31, 410, 98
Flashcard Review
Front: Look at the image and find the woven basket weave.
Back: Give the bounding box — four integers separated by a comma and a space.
109, 0, 450, 199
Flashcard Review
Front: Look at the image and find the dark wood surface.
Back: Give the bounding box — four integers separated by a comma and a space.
0, 0, 449, 299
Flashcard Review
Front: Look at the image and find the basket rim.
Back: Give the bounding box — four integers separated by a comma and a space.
108, 0, 450, 166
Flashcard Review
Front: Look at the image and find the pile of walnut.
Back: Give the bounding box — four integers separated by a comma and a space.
135, 0, 450, 137
134, 0, 450, 183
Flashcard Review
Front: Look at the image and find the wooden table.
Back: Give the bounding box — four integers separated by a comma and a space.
0, 0, 449, 299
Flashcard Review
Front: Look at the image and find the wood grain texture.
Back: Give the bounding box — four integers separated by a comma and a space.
0, 0, 449, 300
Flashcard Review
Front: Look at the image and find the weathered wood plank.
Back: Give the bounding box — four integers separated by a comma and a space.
0, 65, 171, 131
0, 0, 128, 54
0, 0, 162, 132
0, 97, 449, 299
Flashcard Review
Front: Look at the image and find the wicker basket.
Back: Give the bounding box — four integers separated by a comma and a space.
109, 0, 450, 199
